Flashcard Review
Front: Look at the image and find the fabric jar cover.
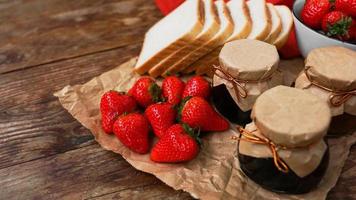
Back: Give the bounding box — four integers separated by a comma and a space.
239, 86, 331, 177
213, 39, 284, 111
295, 47, 356, 116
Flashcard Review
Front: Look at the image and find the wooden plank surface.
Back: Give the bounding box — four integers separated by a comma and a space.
0, 0, 355, 199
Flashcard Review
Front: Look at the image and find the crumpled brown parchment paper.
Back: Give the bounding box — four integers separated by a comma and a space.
54, 57, 356, 200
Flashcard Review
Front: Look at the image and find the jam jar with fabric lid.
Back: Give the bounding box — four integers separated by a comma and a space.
238, 86, 331, 194
212, 39, 284, 126
295, 47, 356, 136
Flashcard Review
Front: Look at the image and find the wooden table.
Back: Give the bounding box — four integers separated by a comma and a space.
0, 0, 354, 199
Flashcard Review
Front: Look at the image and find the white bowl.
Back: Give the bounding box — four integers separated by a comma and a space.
293, 0, 356, 57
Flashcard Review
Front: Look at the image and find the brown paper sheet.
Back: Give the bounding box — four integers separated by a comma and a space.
54, 57, 356, 200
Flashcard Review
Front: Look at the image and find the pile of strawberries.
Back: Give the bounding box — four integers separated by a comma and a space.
100, 76, 229, 163
301, 0, 356, 42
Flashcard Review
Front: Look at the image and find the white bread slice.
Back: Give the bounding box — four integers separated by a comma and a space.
194, 47, 220, 75
246, 0, 271, 40
148, 0, 220, 77
190, 0, 253, 75
265, 3, 282, 43
226, 0, 252, 42
181, 0, 234, 74
272, 5, 293, 49
134, 0, 204, 75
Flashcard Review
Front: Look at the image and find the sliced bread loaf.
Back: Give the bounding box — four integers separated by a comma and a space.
181, 0, 234, 74
246, 0, 271, 40
272, 5, 293, 49
192, 0, 253, 76
148, 0, 220, 77
265, 3, 282, 43
134, 0, 204, 75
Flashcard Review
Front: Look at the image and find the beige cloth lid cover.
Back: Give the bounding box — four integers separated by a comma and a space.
239, 86, 331, 177
218, 39, 280, 80
213, 39, 284, 111
295, 46, 356, 116
304, 46, 356, 91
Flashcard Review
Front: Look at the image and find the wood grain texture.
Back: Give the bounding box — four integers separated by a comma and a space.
0, 0, 355, 199
0, 144, 192, 200
0, 0, 161, 74
0, 43, 141, 169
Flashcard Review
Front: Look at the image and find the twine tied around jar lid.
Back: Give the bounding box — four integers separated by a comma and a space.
212, 65, 274, 101
304, 67, 356, 107
235, 126, 289, 173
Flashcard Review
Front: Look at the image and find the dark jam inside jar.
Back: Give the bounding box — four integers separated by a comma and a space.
212, 84, 252, 126
328, 113, 356, 136
238, 145, 329, 194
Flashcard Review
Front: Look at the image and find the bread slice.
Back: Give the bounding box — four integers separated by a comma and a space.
265, 3, 282, 43
148, 0, 220, 77
272, 5, 293, 49
226, 0, 252, 42
181, 0, 234, 74
134, 0, 204, 75
246, 0, 271, 40
192, 0, 252, 75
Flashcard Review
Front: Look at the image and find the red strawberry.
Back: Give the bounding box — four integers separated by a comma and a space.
162, 76, 185, 105
321, 11, 353, 41
180, 97, 229, 132
100, 91, 137, 134
182, 76, 211, 99
150, 124, 199, 163
301, 0, 331, 29
335, 0, 356, 18
113, 113, 150, 154
128, 77, 162, 108
145, 103, 177, 138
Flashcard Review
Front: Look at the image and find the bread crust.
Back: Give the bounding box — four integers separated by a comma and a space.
134, 0, 204, 75
265, 3, 282, 43
147, 0, 219, 77
273, 5, 293, 49
181, 0, 234, 74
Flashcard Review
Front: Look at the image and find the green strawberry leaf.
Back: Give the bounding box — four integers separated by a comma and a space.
182, 123, 202, 145
177, 96, 192, 122
327, 16, 352, 38
149, 83, 162, 103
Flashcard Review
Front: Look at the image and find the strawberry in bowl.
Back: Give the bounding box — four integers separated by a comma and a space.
293, 0, 356, 57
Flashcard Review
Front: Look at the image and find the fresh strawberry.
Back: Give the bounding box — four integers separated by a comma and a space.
145, 103, 177, 138
113, 113, 150, 154
321, 11, 353, 40
335, 0, 356, 18
100, 91, 137, 134
182, 76, 211, 99
150, 124, 199, 163
128, 77, 162, 108
179, 97, 229, 132
162, 76, 185, 105
301, 0, 331, 29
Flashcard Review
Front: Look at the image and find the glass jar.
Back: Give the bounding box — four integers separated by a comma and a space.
212, 39, 284, 126
238, 86, 331, 194
295, 47, 356, 136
